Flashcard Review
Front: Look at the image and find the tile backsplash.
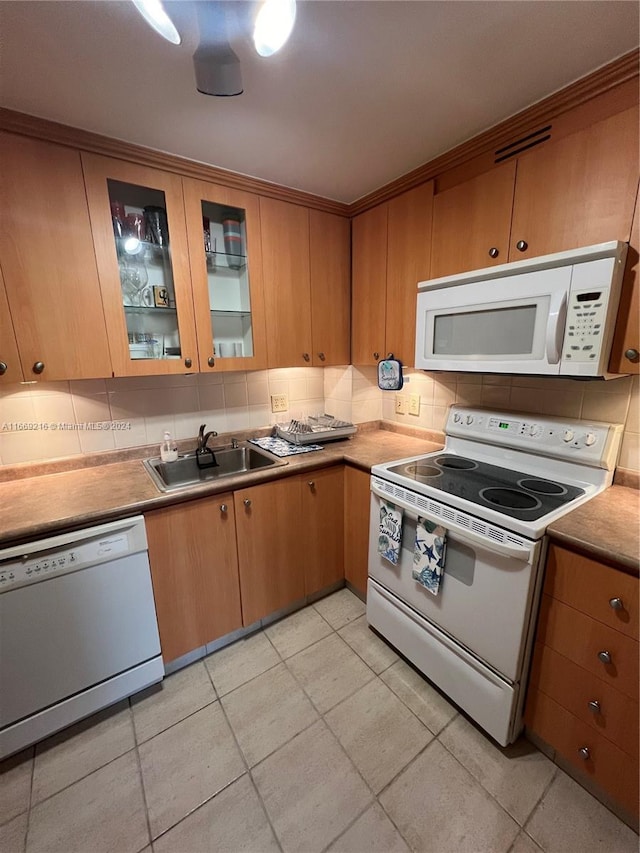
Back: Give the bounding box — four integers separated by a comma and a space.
0, 367, 638, 472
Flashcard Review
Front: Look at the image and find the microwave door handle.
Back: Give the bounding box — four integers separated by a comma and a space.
545, 291, 568, 364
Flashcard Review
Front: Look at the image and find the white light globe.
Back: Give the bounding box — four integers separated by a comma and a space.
253, 0, 296, 57
132, 0, 181, 45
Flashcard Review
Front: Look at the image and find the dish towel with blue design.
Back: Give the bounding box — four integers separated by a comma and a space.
412, 518, 447, 595
378, 501, 403, 565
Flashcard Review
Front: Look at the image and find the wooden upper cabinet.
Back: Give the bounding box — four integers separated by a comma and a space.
302, 467, 345, 596
386, 182, 434, 366
609, 186, 639, 374
431, 161, 516, 279
510, 106, 639, 260
351, 204, 388, 365
0, 266, 24, 384
0, 133, 112, 381
82, 153, 198, 376
259, 197, 313, 368
145, 494, 242, 663
183, 178, 268, 372
309, 210, 350, 366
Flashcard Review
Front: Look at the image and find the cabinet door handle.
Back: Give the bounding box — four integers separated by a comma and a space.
578, 747, 590, 761
0, 362, 7, 376
624, 348, 639, 361
588, 700, 601, 714
302, 353, 310, 362
488, 247, 499, 259
608, 597, 623, 610
207, 356, 215, 368
515, 240, 528, 252
32, 361, 45, 375
318, 352, 326, 361
184, 358, 192, 369
308, 481, 315, 489
597, 650, 611, 664
373, 352, 380, 360
220, 504, 228, 513
243, 498, 252, 508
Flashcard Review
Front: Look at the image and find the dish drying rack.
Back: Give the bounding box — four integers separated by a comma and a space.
275, 414, 357, 445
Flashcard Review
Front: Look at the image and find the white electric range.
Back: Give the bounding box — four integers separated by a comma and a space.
367, 405, 623, 745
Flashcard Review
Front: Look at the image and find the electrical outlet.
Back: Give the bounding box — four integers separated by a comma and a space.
409, 394, 421, 416
396, 395, 408, 415
270, 393, 289, 413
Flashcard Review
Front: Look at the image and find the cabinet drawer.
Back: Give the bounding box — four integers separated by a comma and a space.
545, 545, 638, 640
529, 642, 639, 759
538, 595, 639, 700
525, 689, 639, 818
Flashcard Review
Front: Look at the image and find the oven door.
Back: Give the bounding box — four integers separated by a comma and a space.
368, 483, 542, 681
415, 265, 570, 374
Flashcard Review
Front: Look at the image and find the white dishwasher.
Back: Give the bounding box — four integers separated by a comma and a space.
0, 515, 163, 759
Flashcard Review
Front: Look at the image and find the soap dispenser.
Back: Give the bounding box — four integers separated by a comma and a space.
160, 431, 178, 463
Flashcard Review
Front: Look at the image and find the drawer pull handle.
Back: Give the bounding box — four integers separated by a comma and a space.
608, 597, 624, 611
588, 700, 601, 714
243, 499, 252, 508
597, 650, 611, 664
220, 504, 228, 513
308, 481, 315, 489
578, 747, 590, 761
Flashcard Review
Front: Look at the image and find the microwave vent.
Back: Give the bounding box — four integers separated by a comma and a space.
494, 125, 552, 163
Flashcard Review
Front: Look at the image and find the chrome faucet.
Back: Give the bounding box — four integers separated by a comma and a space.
196, 424, 219, 469
197, 423, 218, 453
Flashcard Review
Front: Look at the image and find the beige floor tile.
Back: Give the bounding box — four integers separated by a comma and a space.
325, 679, 432, 793
265, 606, 333, 658
338, 616, 399, 673
380, 659, 457, 734
32, 701, 135, 804
153, 774, 279, 853
0, 748, 33, 825
131, 661, 216, 743
27, 751, 148, 853
327, 803, 409, 852
0, 813, 27, 853
439, 716, 556, 825
204, 631, 280, 696
139, 703, 244, 839
222, 663, 318, 766
380, 740, 519, 853
510, 831, 544, 853
252, 720, 372, 853
286, 634, 374, 713
526, 770, 638, 853
314, 589, 365, 630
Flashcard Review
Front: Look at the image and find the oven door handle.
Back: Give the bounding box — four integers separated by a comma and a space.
371, 484, 534, 561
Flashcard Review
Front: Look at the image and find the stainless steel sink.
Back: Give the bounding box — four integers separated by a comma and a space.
143, 444, 287, 492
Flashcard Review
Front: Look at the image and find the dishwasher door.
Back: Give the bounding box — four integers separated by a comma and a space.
0, 516, 162, 758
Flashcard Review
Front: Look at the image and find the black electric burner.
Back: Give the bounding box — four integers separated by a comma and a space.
386, 454, 584, 521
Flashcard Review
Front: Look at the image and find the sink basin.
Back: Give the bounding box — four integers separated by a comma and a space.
143, 444, 287, 492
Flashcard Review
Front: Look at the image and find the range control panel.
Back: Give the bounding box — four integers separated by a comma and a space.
447, 407, 621, 469
0, 533, 129, 591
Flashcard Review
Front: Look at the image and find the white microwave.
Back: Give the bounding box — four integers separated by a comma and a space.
415, 241, 628, 378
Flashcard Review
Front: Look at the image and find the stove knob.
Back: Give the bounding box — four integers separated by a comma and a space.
584, 432, 597, 447
563, 429, 575, 443
465, 415, 474, 425
529, 424, 543, 438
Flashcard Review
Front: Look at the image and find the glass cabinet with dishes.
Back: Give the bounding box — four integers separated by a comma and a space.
183, 178, 267, 371
82, 154, 198, 376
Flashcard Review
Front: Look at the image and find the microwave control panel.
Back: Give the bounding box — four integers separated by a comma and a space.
562, 288, 608, 364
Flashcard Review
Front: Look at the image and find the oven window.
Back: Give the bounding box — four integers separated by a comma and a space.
434, 305, 537, 356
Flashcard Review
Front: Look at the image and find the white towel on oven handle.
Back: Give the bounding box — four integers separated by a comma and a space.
413, 518, 447, 595
378, 501, 403, 565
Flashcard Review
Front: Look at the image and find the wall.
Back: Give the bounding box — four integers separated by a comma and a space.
1, 366, 638, 472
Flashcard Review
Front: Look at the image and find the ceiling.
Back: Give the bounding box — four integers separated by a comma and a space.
0, 1, 638, 203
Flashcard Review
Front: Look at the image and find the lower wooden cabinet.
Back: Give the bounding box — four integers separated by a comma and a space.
526, 542, 639, 821
344, 466, 371, 598
145, 494, 242, 663
302, 467, 344, 596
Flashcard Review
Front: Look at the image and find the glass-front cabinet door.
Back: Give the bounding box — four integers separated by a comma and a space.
183, 178, 267, 371
82, 154, 198, 376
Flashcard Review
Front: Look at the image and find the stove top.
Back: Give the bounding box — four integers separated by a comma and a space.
386, 454, 584, 522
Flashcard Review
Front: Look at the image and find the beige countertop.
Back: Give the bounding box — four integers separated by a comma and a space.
1, 428, 638, 579
0, 429, 439, 547
547, 485, 640, 577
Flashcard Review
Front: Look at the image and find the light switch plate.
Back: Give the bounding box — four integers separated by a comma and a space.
409, 394, 420, 416
271, 393, 289, 413
396, 395, 407, 415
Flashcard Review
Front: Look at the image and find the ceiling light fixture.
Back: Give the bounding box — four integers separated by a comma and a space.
193, 1, 243, 96
253, 0, 296, 57
132, 0, 181, 45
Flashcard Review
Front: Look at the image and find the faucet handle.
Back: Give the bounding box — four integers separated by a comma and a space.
231, 437, 239, 449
